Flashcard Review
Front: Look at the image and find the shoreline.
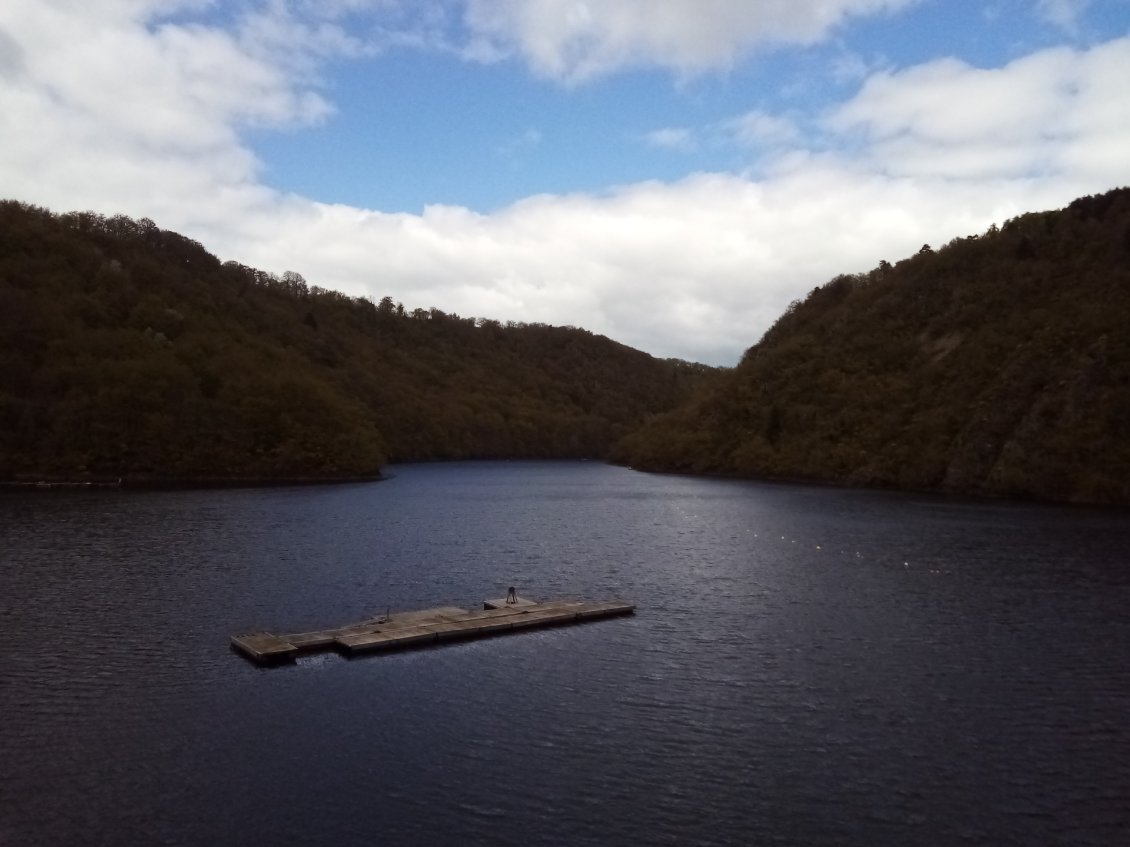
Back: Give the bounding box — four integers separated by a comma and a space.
0, 473, 387, 491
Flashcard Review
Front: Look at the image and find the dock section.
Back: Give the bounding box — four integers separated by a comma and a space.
231, 596, 635, 665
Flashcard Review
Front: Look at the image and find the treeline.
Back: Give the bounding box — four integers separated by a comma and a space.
0, 202, 719, 481
612, 187, 1130, 505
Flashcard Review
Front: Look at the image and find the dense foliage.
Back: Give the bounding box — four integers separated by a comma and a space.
0, 202, 718, 482
612, 187, 1130, 505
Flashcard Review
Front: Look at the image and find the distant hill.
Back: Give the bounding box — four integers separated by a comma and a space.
0, 201, 719, 482
612, 187, 1130, 505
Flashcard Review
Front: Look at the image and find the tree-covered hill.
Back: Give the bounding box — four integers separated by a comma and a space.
612, 187, 1130, 505
0, 201, 718, 482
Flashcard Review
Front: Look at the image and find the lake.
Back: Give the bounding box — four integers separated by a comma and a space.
1, 461, 1127, 845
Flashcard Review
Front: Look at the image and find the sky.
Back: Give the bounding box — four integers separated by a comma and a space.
1, 1, 1128, 365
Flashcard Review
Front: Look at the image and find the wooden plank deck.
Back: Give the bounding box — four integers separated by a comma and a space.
231, 596, 635, 665
229, 631, 300, 663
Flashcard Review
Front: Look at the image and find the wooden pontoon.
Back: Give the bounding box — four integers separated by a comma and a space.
231, 595, 635, 665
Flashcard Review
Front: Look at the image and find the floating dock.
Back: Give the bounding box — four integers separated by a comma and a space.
231, 596, 635, 665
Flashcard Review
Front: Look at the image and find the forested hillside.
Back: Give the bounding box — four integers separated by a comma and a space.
612, 187, 1130, 505
0, 201, 717, 482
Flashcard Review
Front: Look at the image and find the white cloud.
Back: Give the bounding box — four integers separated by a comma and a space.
215, 166, 1087, 366
644, 111, 800, 162
460, 0, 917, 83
236, 6, 369, 70
1037, 0, 1092, 30
645, 127, 698, 152
826, 38, 1130, 182
830, 48, 885, 84
0, 1, 334, 222
723, 110, 800, 148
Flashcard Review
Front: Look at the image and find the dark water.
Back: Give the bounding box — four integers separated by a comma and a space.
1, 462, 1127, 846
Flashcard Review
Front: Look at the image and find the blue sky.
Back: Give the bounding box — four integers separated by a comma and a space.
249, 0, 1122, 212
1, 1, 1128, 364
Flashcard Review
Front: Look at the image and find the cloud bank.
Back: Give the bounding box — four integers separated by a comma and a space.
1, 2, 1127, 365
461, 0, 917, 82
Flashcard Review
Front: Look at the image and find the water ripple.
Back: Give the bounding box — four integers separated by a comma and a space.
1, 465, 1129, 846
